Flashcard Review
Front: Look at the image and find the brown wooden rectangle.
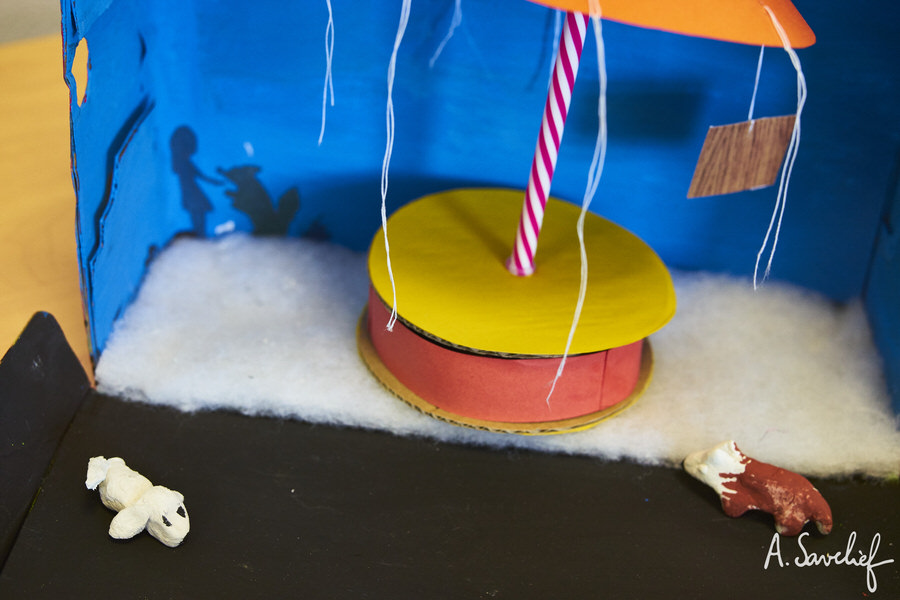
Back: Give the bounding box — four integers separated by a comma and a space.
688, 115, 796, 198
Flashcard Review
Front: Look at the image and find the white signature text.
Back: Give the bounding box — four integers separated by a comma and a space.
764, 531, 894, 593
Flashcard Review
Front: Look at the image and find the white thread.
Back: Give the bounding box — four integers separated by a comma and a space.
380, 0, 411, 331
753, 5, 807, 289
429, 0, 462, 68
318, 0, 335, 146
546, 6, 607, 405
747, 45, 764, 125
550, 10, 563, 82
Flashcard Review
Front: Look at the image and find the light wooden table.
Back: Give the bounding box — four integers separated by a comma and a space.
0, 35, 92, 378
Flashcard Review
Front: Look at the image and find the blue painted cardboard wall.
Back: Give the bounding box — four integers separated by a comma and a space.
61, 0, 899, 410
866, 161, 900, 413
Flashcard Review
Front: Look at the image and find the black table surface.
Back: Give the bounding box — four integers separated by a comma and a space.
1, 313, 898, 598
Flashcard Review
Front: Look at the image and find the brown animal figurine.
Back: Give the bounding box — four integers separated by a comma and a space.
683, 440, 832, 536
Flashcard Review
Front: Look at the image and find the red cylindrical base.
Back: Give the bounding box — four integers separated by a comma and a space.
366, 287, 643, 425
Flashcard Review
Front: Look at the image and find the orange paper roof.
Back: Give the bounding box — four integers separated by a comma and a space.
529, 0, 815, 48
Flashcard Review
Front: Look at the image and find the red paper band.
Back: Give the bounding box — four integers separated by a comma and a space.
367, 287, 643, 423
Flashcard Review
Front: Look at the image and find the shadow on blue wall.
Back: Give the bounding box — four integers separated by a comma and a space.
171, 125, 318, 239
170, 125, 220, 237
217, 165, 300, 236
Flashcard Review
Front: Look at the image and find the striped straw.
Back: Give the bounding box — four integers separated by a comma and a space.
507, 11, 589, 277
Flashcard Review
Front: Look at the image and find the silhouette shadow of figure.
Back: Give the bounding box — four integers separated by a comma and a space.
217, 165, 300, 235
170, 126, 221, 237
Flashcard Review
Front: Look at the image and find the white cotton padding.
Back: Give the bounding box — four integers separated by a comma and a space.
95, 235, 900, 478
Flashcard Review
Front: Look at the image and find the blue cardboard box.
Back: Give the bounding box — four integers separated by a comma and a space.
60, 0, 899, 410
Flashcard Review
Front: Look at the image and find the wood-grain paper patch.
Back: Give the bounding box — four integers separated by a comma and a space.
687, 115, 796, 198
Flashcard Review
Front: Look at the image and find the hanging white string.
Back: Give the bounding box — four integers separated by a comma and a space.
380, 0, 412, 331
754, 5, 807, 289
747, 45, 765, 125
429, 0, 462, 68
318, 0, 335, 146
546, 5, 607, 405
550, 10, 563, 81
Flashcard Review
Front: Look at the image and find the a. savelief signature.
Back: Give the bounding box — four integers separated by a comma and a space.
764, 531, 894, 593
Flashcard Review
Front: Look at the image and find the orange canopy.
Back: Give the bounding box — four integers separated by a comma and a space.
528, 0, 815, 48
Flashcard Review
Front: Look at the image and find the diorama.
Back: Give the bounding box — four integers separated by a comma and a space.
2, 0, 899, 596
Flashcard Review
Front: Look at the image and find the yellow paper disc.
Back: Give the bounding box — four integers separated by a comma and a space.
368, 188, 675, 356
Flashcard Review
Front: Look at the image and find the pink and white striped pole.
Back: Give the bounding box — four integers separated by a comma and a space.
507, 11, 590, 277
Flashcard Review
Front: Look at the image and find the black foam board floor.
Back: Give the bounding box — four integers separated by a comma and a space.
1, 313, 898, 598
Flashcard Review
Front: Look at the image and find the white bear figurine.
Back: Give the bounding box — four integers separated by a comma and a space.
86, 456, 190, 548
